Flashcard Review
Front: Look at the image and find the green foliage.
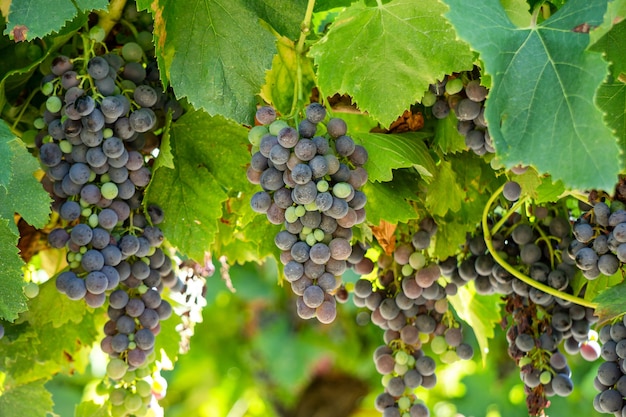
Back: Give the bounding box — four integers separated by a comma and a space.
444, 0, 621, 191
0, 219, 26, 321
0, 379, 54, 417
309, 0, 474, 127
593, 280, 626, 323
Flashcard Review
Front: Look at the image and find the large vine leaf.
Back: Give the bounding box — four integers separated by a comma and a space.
444, 0, 621, 191
449, 284, 502, 364
138, 0, 276, 124
593, 280, 626, 323
590, 18, 626, 78
353, 132, 435, 182
260, 35, 316, 117
0, 136, 51, 235
363, 170, 419, 225
0, 379, 54, 417
0, 121, 14, 188
308, 0, 474, 127
146, 111, 253, 262
0, 219, 26, 322
597, 81, 626, 150
241, 0, 308, 40
3, 0, 106, 40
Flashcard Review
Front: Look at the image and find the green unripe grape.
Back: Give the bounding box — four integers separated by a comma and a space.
306, 233, 317, 246
409, 252, 426, 269
103, 128, 114, 138
248, 125, 268, 146
313, 228, 325, 242
74, 253, 83, 262
518, 356, 532, 367
128, 341, 137, 350
269, 120, 289, 136
136, 31, 153, 51
397, 396, 411, 411
301, 226, 312, 235
135, 366, 151, 378
295, 205, 306, 217
394, 362, 408, 376
109, 388, 126, 405
14, 42, 29, 58
540, 371, 552, 385
122, 369, 137, 383
88, 213, 99, 228
285, 206, 298, 223
110, 404, 127, 417
441, 350, 459, 364
40, 82, 54, 97
136, 380, 152, 397
406, 355, 416, 368
381, 373, 392, 387
100, 173, 110, 183
304, 202, 318, 211
81, 208, 92, 218
421, 90, 437, 107
395, 350, 409, 365
401, 264, 414, 277
124, 393, 143, 412
122, 42, 143, 62
106, 358, 129, 380
89, 171, 97, 182
445, 77, 464, 95
316, 180, 329, 192
134, 404, 149, 416
23, 282, 39, 298
59, 140, 72, 154
101, 182, 119, 199
402, 413, 411, 417
89, 26, 106, 42
332, 182, 352, 199
431, 335, 448, 355
419, 332, 430, 343
46, 96, 62, 113
79, 246, 87, 254
69, 261, 80, 269
80, 199, 90, 208
138, 284, 149, 294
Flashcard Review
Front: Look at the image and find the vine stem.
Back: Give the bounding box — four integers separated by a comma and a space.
289, 0, 316, 118
97, 0, 127, 38
482, 184, 598, 309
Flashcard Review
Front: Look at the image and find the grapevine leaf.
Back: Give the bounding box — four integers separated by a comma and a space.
314, 0, 353, 11
75, 401, 109, 417
590, 0, 626, 45
353, 132, 436, 182
308, 0, 474, 127
433, 217, 471, 260
424, 160, 464, 217
260, 35, 316, 117
4, 0, 106, 40
593, 279, 626, 323
433, 112, 466, 154
449, 283, 502, 364
363, 170, 419, 224
145, 0, 275, 124
0, 219, 26, 321
241, 0, 308, 40
27, 279, 87, 327
0, 137, 51, 234
597, 81, 626, 150
146, 112, 235, 262
0, 121, 14, 188
590, 19, 626, 78
444, 0, 621, 191
0, 379, 54, 417
585, 269, 623, 304
153, 113, 174, 171
513, 169, 565, 203
500, 0, 531, 27
155, 309, 183, 364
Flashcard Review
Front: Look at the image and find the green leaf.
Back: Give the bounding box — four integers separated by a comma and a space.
500, 0, 531, 27
0, 136, 51, 234
449, 283, 502, 364
4, 0, 106, 40
597, 81, 626, 151
155, 307, 183, 364
147, 111, 245, 261
0, 121, 14, 188
146, 0, 276, 124
590, 0, 626, 45
353, 132, 436, 182
241, 0, 308, 40
27, 278, 88, 328
585, 269, 623, 304
0, 219, 26, 322
433, 217, 471, 260
260, 35, 316, 116
424, 160, 464, 217
444, 0, 621, 191
0, 379, 54, 417
75, 401, 109, 417
308, 0, 474, 127
593, 279, 626, 323
362, 170, 419, 224
433, 112, 466, 154
590, 19, 626, 78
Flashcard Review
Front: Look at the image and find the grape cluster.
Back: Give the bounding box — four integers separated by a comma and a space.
570, 200, 625, 280
36, 38, 182, 417
594, 320, 626, 414
353, 221, 474, 417
438, 208, 599, 416
247, 103, 368, 323
421, 72, 492, 156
